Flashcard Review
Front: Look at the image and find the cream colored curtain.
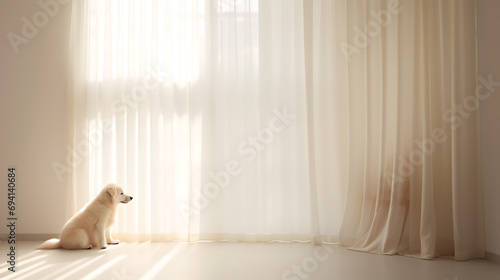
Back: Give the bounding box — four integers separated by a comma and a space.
311, 0, 484, 260
65, 0, 484, 260
68, 0, 314, 243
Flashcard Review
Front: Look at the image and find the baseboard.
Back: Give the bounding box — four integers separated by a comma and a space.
485, 251, 500, 265
0, 234, 58, 241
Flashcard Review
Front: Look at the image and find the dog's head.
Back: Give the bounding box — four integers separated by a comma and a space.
100, 184, 133, 205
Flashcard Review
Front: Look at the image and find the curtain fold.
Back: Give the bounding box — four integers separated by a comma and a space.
67, 0, 484, 260
312, 0, 484, 260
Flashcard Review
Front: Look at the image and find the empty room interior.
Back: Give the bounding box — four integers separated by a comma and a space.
2, 0, 500, 279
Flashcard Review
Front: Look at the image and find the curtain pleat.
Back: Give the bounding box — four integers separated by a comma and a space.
324, 0, 484, 260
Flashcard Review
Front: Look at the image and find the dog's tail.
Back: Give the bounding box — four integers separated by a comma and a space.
37, 238, 61, 250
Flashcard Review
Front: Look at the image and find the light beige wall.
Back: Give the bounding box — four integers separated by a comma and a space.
477, 0, 500, 257
0, 0, 72, 235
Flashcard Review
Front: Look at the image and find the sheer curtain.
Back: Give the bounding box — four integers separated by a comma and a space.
67, 0, 484, 260
311, 0, 484, 260
68, 0, 317, 242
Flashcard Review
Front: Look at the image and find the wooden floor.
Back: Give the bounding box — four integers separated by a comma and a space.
1, 241, 499, 280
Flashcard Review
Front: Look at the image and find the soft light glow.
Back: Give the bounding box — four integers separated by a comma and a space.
79, 255, 127, 280
12, 263, 54, 280
87, 0, 205, 84
39, 257, 92, 280
139, 243, 184, 279
54, 255, 106, 280
2, 261, 46, 280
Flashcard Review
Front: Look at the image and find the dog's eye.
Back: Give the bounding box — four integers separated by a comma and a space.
120, 193, 123, 195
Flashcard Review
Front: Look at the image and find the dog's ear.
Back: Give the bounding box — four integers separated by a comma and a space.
106, 184, 116, 203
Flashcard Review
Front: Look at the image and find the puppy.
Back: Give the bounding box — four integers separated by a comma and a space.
38, 183, 133, 250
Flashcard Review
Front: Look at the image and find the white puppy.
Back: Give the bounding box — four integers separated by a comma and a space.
38, 183, 133, 250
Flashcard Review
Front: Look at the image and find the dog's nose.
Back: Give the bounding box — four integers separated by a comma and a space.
130, 197, 133, 200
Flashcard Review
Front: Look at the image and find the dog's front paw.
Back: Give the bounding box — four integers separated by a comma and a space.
100, 245, 107, 249
109, 240, 120, 245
